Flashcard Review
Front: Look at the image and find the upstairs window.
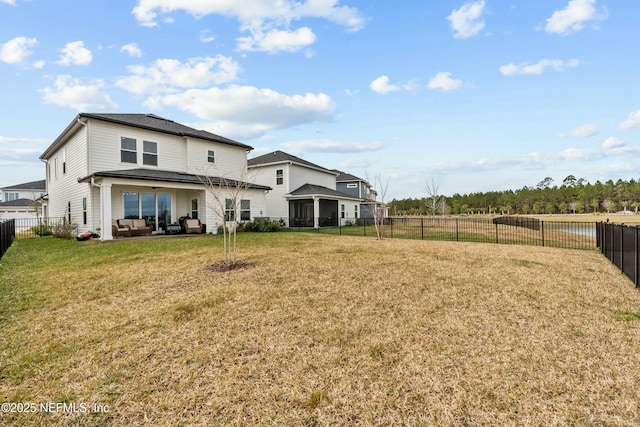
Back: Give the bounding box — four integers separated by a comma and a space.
276, 169, 283, 185
62, 149, 67, 174
143, 140, 158, 166
347, 183, 358, 188
121, 137, 137, 163
208, 150, 215, 163
5, 192, 19, 201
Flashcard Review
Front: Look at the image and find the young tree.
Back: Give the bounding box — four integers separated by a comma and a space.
425, 177, 446, 217
199, 169, 255, 265
365, 171, 389, 240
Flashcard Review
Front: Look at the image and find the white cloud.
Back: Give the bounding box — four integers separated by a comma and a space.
131, 0, 364, 52
1, 0, 16, 5
558, 123, 598, 138
369, 76, 416, 94
200, 30, 216, 43
603, 137, 624, 149
545, 0, 605, 35
427, 72, 462, 91
0, 136, 50, 167
116, 56, 241, 95
40, 75, 117, 111
57, 41, 92, 66
370, 75, 399, 94
499, 59, 580, 75
150, 85, 335, 139
121, 43, 142, 57
236, 27, 316, 53
0, 36, 37, 64
339, 156, 377, 169
619, 109, 640, 130
281, 139, 385, 154
447, 0, 485, 39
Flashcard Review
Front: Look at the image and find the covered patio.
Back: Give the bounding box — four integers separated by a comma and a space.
79, 169, 269, 240
287, 184, 363, 228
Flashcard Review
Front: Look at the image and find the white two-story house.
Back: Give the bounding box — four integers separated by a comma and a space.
248, 151, 365, 227
39, 113, 270, 240
0, 179, 46, 221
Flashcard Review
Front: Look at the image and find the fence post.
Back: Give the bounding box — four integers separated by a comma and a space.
621, 224, 625, 275
421, 217, 424, 240
541, 221, 545, 247
390, 217, 393, 239
634, 227, 640, 288
456, 217, 459, 242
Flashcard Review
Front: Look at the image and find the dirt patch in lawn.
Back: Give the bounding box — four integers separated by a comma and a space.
204, 260, 256, 273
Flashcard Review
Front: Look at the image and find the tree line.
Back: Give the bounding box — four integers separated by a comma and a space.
389, 176, 640, 216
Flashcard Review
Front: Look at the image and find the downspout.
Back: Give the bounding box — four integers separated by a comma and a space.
39, 158, 48, 220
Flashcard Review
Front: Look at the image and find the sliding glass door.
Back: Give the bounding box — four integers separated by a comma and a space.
122, 191, 172, 232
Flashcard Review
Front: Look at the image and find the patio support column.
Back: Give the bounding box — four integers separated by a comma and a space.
100, 183, 113, 241
313, 196, 320, 229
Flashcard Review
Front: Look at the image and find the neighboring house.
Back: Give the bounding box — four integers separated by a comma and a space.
247, 151, 367, 227
39, 113, 270, 240
0, 179, 46, 221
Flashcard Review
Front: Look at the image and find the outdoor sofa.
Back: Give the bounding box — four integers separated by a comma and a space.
117, 218, 152, 236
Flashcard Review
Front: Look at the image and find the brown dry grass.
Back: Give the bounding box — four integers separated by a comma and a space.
1, 233, 640, 426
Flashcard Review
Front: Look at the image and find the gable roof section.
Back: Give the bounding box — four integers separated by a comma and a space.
41, 113, 252, 160
0, 198, 38, 207
248, 150, 337, 175
78, 168, 271, 191
288, 183, 362, 200
1, 179, 46, 191
333, 170, 370, 184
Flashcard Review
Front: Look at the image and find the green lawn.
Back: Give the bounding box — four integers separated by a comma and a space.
1, 233, 640, 426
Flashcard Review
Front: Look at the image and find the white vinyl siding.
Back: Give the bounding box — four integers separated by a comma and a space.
248, 164, 289, 219
45, 124, 89, 226
90, 121, 184, 173
185, 138, 247, 177
289, 164, 336, 192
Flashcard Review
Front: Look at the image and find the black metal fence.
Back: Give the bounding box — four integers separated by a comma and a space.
0, 219, 16, 260
1, 217, 68, 240
597, 222, 640, 289
281, 216, 597, 250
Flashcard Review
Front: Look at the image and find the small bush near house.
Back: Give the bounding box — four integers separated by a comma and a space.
52, 221, 78, 240
30, 224, 52, 237
244, 219, 282, 232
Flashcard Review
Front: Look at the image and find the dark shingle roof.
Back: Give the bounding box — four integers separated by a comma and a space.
288, 184, 362, 200
0, 198, 39, 207
1, 179, 46, 191
332, 170, 368, 183
78, 169, 271, 191
41, 113, 252, 159
248, 151, 336, 174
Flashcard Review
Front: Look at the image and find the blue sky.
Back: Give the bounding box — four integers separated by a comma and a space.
1, 0, 640, 199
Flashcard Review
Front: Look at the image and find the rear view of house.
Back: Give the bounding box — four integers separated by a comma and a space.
248, 151, 372, 227
39, 113, 270, 240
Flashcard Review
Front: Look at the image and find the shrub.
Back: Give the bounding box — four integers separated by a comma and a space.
52, 221, 78, 240
31, 224, 53, 237
244, 219, 282, 232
